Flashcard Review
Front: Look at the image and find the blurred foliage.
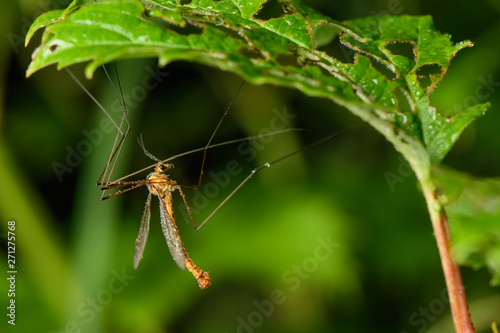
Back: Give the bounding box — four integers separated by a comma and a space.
434, 166, 500, 286
1, 0, 500, 333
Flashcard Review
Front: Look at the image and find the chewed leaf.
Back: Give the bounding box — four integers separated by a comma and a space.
434, 166, 500, 285
342, 16, 473, 92
422, 100, 491, 164
25, 0, 490, 179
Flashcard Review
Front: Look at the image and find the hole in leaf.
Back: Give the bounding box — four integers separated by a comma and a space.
385, 41, 415, 61
276, 54, 300, 68
313, 22, 340, 48
49, 44, 58, 52
254, 0, 286, 20
317, 36, 355, 64
179, 0, 192, 5
368, 58, 397, 81
238, 47, 264, 60
393, 87, 413, 113
145, 15, 203, 36
415, 64, 442, 89
214, 25, 246, 44
318, 65, 335, 78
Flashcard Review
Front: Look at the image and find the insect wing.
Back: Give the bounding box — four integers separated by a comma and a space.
159, 194, 187, 270
133, 192, 152, 269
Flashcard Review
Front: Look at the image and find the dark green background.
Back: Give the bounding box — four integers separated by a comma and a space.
1, 0, 499, 332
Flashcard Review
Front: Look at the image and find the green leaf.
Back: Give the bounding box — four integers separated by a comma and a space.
421, 100, 491, 164
25, 0, 489, 178
434, 166, 500, 285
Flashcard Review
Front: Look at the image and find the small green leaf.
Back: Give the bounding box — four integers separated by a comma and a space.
434, 166, 500, 285
422, 101, 491, 164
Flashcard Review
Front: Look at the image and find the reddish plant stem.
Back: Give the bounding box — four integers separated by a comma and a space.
423, 187, 475, 333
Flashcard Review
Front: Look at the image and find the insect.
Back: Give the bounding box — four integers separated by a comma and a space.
90, 69, 249, 289
97, 136, 221, 290
69, 64, 354, 290
73, 68, 276, 289
103, 159, 212, 289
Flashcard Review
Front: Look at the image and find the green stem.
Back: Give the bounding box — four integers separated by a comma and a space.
422, 183, 475, 333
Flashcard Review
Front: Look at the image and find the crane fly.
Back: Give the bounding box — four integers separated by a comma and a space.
67, 64, 237, 289
90, 68, 248, 290
82, 67, 278, 289
100, 160, 212, 289
69, 64, 354, 290
98, 135, 223, 290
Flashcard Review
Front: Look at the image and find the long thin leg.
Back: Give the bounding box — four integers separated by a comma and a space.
175, 185, 197, 230
98, 64, 131, 196
100, 181, 148, 200
112, 128, 303, 184
66, 64, 131, 197
169, 81, 245, 230
194, 125, 360, 231
194, 80, 246, 189
65, 67, 123, 133
100, 177, 175, 200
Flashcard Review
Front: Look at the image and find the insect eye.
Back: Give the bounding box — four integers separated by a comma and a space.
159, 164, 166, 171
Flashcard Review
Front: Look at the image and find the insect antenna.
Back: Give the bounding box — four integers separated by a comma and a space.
138, 134, 162, 163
